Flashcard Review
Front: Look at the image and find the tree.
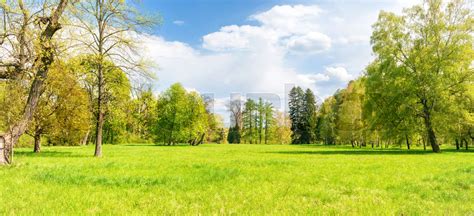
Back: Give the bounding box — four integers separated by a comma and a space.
301, 89, 317, 144
28, 60, 91, 152
242, 99, 256, 143
366, 0, 473, 152
270, 111, 292, 144
317, 96, 337, 145
154, 83, 208, 145
70, 0, 157, 157
288, 86, 305, 144
128, 85, 156, 142
227, 96, 242, 144
263, 101, 274, 144
336, 80, 365, 147
241, 98, 274, 144
0, 0, 70, 164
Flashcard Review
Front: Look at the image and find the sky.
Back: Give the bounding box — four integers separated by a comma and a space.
135, 0, 420, 124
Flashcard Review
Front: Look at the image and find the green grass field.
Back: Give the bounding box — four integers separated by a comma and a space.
0, 144, 472, 215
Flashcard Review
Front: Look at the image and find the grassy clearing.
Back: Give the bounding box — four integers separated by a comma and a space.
0, 144, 472, 215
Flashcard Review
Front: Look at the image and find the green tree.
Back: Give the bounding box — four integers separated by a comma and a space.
154, 83, 208, 145
242, 99, 256, 144
336, 80, 365, 147
0, 0, 69, 164
301, 89, 317, 144
28, 61, 91, 152
317, 96, 337, 145
70, 0, 158, 157
366, 0, 473, 152
288, 86, 305, 144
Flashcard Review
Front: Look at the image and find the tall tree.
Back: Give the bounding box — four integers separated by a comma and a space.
242, 98, 256, 143
227, 96, 242, 144
70, 0, 157, 157
263, 101, 274, 144
316, 96, 337, 145
288, 86, 305, 144
301, 89, 317, 144
28, 60, 91, 152
366, 0, 473, 152
0, 0, 69, 164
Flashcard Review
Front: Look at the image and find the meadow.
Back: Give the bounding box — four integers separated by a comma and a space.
0, 144, 472, 215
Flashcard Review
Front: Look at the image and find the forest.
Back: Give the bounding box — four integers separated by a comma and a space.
0, 0, 472, 214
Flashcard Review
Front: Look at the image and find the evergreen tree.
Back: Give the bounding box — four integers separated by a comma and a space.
301, 89, 317, 144
288, 87, 305, 144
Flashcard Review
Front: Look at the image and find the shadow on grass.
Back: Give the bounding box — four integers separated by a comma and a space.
122, 144, 194, 147
14, 151, 87, 158
268, 148, 473, 155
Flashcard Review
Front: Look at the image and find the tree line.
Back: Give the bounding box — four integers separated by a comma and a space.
0, 0, 472, 165
226, 0, 473, 153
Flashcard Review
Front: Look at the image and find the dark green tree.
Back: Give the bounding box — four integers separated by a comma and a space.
301, 89, 317, 144
288, 87, 305, 144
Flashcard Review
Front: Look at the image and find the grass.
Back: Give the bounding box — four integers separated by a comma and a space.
0, 144, 473, 215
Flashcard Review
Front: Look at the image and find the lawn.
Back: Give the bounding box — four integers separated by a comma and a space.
0, 144, 472, 215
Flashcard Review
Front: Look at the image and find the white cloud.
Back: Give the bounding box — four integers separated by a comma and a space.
325, 66, 353, 82
251, 5, 322, 35
141, 1, 422, 123
286, 32, 331, 54
202, 25, 274, 51
173, 20, 185, 26
203, 4, 331, 54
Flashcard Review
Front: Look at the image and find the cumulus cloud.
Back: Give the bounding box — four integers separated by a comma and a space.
203, 4, 331, 54
325, 67, 353, 82
286, 32, 331, 54
250, 5, 322, 34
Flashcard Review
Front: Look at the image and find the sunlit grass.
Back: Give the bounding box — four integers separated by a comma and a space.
0, 144, 472, 214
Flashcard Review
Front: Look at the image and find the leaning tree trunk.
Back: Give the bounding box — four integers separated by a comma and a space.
81, 129, 90, 145
0, 0, 69, 165
422, 102, 440, 153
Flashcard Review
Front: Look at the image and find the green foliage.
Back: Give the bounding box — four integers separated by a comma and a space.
34, 61, 92, 146
241, 98, 275, 144
289, 87, 318, 144
365, 0, 473, 152
317, 96, 337, 144
301, 89, 317, 144
289, 87, 305, 144
227, 126, 241, 144
153, 83, 208, 145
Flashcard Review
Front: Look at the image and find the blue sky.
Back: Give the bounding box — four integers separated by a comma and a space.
138, 0, 315, 46
134, 0, 419, 123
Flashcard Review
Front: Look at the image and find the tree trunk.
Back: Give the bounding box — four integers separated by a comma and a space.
455, 139, 460, 150
95, 112, 104, 157
95, 60, 105, 157
422, 102, 440, 152
81, 129, 90, 145
0, 0, 68, 165
197, 133, 205, 145
405, 134, 410, 150
33, 127, 42, 153
463, 138, 468, 150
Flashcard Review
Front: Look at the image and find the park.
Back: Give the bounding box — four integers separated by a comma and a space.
0, 0, 473, 215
